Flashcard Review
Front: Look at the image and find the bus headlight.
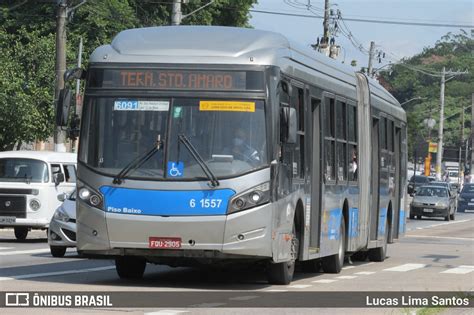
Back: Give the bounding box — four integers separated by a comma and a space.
228, 182, 270, 214
29, 199, 41, 211
78, 184, 103, 209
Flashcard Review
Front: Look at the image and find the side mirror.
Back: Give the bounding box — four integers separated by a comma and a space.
279, 106, 297, 144
64, 67, 85, 81
57, 193, 67, 202
54, 173, 65, 186
56, 88, 72, 127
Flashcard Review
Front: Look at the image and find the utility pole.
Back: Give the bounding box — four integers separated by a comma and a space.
323, 0, 330, 45
435, 67, 469, 180
54, 0, 68, 152
367, 41, 375, 77
171, 0, 182, 25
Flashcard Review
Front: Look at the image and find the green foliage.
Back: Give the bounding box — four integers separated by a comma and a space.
378, 30, 473, 158
0, 0, 257, 150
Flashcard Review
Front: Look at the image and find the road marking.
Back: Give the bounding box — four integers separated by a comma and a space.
408, 219, 471, 231
342, 266, 355, 270
354, 271, 376, 275
145, 312, 188, 315
188, 303, 226, 307
312, 279, 337, 283
441, 265, 474, 274
264, 289, 288, 292
0, 265, 115, 281
0, 247, 14, 250
405, 235, 473, 241
287, 284, 312, 289
228, 296, 259, 301
0, 248, 50, 256
384, 263, 427, 272
335, 275, 358, 279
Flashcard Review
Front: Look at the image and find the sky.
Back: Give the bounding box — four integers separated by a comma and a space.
250, 0, 473, 69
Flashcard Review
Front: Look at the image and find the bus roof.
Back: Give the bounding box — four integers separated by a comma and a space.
90, 26, 402, 117
0, 151, 77, 163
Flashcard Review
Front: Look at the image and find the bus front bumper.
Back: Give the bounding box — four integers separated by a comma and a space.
77, 202, 273, 259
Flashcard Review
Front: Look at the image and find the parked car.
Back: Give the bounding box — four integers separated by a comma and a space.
0, 151, 76, 240
48, 190, 76, 257
457, 183, 474, 213
407, 175, 435, 195
410, 185, 456, 221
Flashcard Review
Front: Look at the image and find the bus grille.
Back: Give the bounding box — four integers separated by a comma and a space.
0, 196, 26, 218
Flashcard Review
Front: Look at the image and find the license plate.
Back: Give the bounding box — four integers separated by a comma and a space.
149, 237, 181, 249
423, 208, 433, 213
0, 216, 16, 224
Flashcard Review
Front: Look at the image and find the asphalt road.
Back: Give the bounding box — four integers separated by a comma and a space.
0, 212, 473, 314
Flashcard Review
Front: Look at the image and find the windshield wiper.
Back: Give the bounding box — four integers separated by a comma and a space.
178, 134, 219, 187
113, 135, 164, 185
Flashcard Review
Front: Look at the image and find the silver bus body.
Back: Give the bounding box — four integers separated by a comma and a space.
76, 26, 407, 281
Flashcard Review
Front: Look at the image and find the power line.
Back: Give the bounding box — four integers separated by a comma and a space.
249, 9, 474, 28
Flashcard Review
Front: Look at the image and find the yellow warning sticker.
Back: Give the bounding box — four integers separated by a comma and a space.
199, 101, 255, 112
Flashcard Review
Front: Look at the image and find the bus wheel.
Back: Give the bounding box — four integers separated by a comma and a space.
321, 216, 345, 273
14, 227, 28, 241
267, 225, 299, 285
368, 220, 388, 262
50, 246, 67, 257
115, 256, 146, 279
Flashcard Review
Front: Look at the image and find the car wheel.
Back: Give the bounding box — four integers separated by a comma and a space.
267, 224, 299, 284
444, 210, 450, 221
14, 227, 28, 241
115, 256, 147, 279
50, 246, 67, 257
409, 213, 415, 219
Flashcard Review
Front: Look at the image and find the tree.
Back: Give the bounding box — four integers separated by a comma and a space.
0, 0, 258, 150
378, 30, 473, 159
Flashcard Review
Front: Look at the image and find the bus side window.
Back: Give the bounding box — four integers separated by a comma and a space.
324, 97, 336, 182
63, 164, 77, 183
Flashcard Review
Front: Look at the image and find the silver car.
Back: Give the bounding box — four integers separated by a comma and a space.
48, 190, 76, 257
409, 185, 456, 221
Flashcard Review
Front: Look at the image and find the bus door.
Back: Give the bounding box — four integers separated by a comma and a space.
310, 97, 322, 248
392, 126, 402, 239
369, 117, 380, 241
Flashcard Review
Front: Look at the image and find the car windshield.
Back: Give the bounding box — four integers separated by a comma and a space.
461, 185, 474, 193
79, 97, 267, 180
416, 187, 448, 197
0, 158, 49, 183
410, 176, 429, 183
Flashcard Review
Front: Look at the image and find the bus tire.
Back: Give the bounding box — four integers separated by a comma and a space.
267, 225, 299, 285
14, 227, 28, 241
50, 246, 67, 257
115, 256, 146, 279
321, 216, 345, 273
368, 220, 388, 262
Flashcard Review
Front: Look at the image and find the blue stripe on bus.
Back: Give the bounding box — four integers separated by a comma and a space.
99, 186, 235, 216
326, 208, 342, 241
378, 207, 388, 236
399, 209, 406, 234
349, 207, 359, 238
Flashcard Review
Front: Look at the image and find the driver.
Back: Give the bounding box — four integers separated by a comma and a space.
231, 128, 261, 164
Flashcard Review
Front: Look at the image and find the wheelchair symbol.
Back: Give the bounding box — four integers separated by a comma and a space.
168, 161, 183, 177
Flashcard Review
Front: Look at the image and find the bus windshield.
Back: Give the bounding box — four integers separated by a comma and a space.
79, 97, 267, 180
0, 158, 49, 183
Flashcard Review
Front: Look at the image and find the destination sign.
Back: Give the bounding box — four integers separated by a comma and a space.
88, 69, 264, 91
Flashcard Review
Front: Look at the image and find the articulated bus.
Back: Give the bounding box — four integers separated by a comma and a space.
64, 26, 407, 284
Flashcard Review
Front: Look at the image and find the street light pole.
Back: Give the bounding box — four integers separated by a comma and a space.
435, 67, 446, 180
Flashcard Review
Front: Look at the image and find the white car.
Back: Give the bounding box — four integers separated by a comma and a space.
48, 190, 76, 257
